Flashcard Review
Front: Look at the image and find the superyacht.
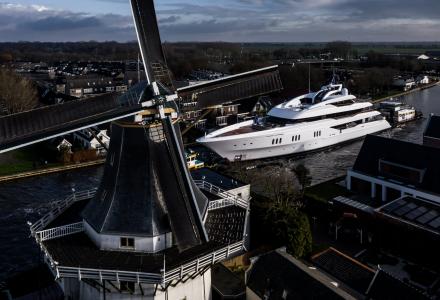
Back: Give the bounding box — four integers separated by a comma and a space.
197, 81, 391, 161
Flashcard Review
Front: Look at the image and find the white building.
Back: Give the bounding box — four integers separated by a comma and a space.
346, 135, 440, 204
393, 77, 416, 91
417, 54, 430, 60
416, 75, 430, 85
73, 128, 110, 155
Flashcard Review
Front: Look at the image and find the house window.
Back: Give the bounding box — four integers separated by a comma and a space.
379, 159, 425, 184
120, 237, 135, 249
120, 281, 135, 293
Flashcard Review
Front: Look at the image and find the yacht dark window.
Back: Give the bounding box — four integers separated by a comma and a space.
272, 139, 275, 145
333, 100, 355, 107
300, 98, 314, 105
314, 90, 327, 103
280, 138, 282, 143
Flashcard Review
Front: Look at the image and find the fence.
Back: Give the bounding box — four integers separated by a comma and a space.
195, 180, 248, 210
30, 188, 97, 234
36, 222, 84, 242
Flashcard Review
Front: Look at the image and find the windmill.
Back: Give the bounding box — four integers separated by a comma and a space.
0, 0, 283, 299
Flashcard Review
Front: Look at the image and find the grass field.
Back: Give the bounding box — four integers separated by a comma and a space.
0, 148, 59, 177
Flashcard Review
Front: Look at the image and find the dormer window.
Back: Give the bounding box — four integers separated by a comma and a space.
120, 237, 135, 249
379, 159, 426, 185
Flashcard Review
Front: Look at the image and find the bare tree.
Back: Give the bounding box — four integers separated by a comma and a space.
0, 68, 38, 115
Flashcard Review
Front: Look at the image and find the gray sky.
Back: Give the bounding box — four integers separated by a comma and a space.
0, 0, 439, 42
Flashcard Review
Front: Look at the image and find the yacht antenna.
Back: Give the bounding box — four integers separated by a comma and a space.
308, 62, 311, 93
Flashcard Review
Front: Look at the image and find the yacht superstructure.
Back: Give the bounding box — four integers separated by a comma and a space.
197, 82, 391, 161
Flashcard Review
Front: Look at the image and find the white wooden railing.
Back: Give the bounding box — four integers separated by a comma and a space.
194, 180, 248, 210
164, 241, 243, 283
50, 241, 244, 285
30, 188, 97, 234
36, 222, 84, 242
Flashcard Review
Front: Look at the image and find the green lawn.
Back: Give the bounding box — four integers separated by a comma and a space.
0, 148, 60, 177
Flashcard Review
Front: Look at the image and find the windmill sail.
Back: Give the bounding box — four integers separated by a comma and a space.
177, 65, 283, 109
0, 91, 144, 154
130, 0, 172, 87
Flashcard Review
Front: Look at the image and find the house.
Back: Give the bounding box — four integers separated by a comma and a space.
73, 128, 110, 155
416, 75, 430, 85
417, 54, 430, 60
245, 248, 358, 299
63, 76, 128, 98
346, 135, 440, 204
393, 77, 416, 91
423, 115, 440, 148
50, 137, 72, 153
311, 248, 430, 300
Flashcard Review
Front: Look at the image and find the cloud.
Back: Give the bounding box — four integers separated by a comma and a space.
0, 0, 439, 42
0, 3, 135, 41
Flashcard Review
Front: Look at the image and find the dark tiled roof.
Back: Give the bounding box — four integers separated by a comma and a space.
191, 168, 247, 190
367, 269, 429, 300
353, 135, 440, 194
424, 115, 440, 139
212, 264, 245, 298
205, 207, 247, 245
311, 248, 375, 294
247, 249, 355, 300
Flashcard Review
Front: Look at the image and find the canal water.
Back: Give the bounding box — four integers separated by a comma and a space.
0, 85, 439, 281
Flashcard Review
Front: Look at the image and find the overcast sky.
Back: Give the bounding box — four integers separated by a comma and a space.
1, 0, 439, 42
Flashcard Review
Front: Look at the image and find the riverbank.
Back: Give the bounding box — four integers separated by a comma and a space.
0, 159, 105, 183
372, 81, 440, 104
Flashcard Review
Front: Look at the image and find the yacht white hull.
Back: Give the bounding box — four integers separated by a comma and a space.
198, 117, 391, 161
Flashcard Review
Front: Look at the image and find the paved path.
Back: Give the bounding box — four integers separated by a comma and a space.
0, 159, 105, 183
